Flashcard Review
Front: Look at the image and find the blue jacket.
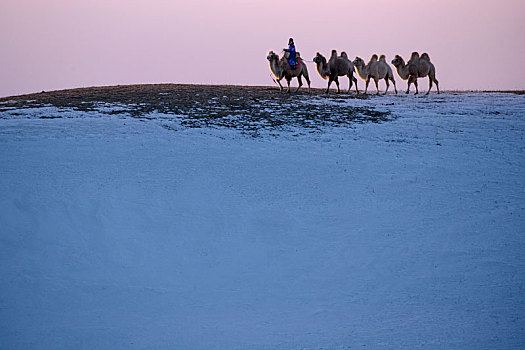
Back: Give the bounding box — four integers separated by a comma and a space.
284, 44, 297, 66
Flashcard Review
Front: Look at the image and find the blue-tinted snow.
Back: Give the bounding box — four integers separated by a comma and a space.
0, 92, 524, 349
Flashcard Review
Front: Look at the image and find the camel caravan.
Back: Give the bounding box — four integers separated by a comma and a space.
267, 39, 439, 95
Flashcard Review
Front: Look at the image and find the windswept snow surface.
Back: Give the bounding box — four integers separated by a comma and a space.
1, 91, 524, 349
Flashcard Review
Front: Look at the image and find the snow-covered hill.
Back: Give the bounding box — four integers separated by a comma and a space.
1, 86, 524, 349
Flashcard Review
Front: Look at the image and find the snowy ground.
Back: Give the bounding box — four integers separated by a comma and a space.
1, 88, 524, 349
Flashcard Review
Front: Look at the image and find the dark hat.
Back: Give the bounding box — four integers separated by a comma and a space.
288, 38, 294, 43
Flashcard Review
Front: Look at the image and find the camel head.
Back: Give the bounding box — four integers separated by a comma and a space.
267, 51, 278, 62
312, 52, 326, 65
353, 56, 365, 67
391, 55, 404, 66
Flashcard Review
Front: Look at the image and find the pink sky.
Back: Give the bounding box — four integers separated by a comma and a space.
1, 0, 524, 97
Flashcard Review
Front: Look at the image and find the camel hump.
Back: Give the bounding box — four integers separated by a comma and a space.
420, 52, 430, 61
340, 51, 348, 59
410, 51, 420, 60
379, 54, 386, 62
296, 52, 301, 58
331, 49, 337, 57
368, 54, 378, 64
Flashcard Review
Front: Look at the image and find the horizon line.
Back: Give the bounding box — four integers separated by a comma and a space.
1, 83, 524, 100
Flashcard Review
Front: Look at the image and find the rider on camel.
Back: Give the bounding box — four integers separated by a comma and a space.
284, 38, 299, 68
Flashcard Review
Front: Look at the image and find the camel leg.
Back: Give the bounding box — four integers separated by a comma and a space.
426, 76, 433, 95
276, 78, 283, 91
407, 75, 417, 94
391, 77, 397, 94
384, 78, 390, 95
432, 74, 440, 94
414, 79, 419, 95
296, 75, 303, 93
286, 78, 291, 93
304, 73, 311, 93
374, 78, 380, 95
326, 76, 334, 94
347, 74, 352, 93
334, 76, 340, 94
365, 78, 370, 94
353, 76, 359, 94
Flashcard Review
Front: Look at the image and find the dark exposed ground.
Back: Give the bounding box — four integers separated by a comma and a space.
0, 84, 392, 134
482, 90, 525, 95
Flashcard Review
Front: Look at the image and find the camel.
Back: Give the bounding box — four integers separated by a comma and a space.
352, 54, 397, 95
267, 51, 311, 93
391, 52, 439, 95
312, 50, 359, 94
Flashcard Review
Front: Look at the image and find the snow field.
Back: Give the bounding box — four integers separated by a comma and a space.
0, 92, 524, 349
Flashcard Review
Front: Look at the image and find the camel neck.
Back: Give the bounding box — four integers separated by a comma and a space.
316, 60, 329, 79
269, 58, 283, 78
355, 63, 368, 79
396, 62, 410, 79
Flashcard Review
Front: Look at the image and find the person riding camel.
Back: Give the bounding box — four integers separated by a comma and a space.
284, 38, 299, 68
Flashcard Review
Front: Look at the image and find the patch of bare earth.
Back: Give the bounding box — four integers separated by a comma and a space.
0, 84, 391, 135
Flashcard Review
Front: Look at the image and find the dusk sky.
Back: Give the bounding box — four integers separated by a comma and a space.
1, 0, 524, 97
